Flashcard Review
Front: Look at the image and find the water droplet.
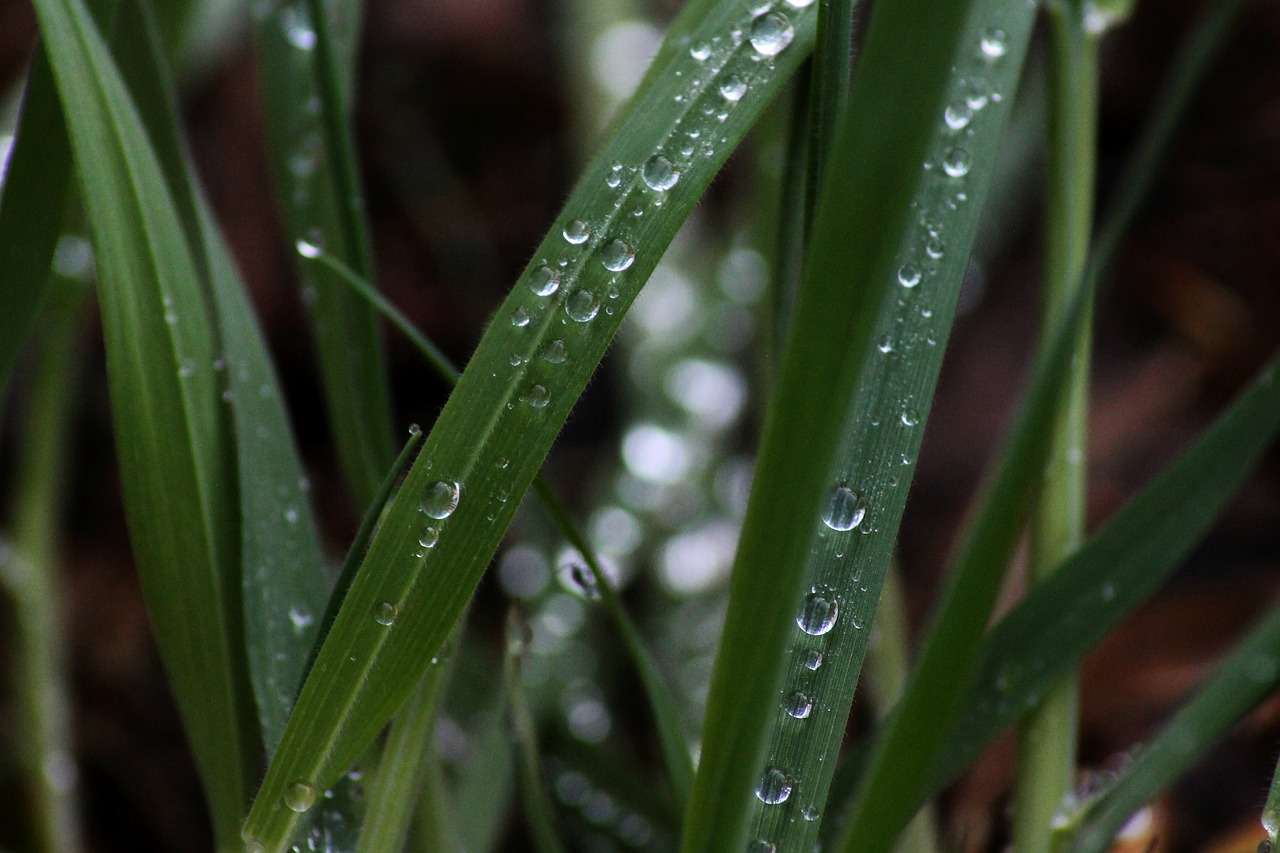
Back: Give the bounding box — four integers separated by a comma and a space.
419, 528, 440, 549
566, 290, 601, 322
281, 8, 316, 50
605, 163, 624, 188
600, 239, 636, 272
511, 307, 531, 327
421, 480, 461, 519
509, 353, 525, 367
785, 691, 813, 719
374, 602, 398, 626
521, 384, 551, 408
542, 339, 568, 363
802, 650, 823, 670
901, 408, 920, 427
295, 238, 322, 259
408, 423, 422, 436
748, 841, 777, 853
563, 220, 591, 245
965, 80, 992, 110
877, 335, 894, 353
285, 780, 317, 813
284, 507, 299, 523
642, 155, 680, 191
943, 147, 972, 177
1100, 581, 1115, 601
798, 588, 839, 636
755, 767, 792, 804
980, 28, 1008, 58
925, 233, 945, 259
897, 265, 922, 288
944, 102, 973, 130
748, 0, 773, 14
801, 806, 820, 821
720, 75, 747, 101
288, 607, 314, 631
749, 13, 794, 57
784, 0, 815, 6
690, 41, 711, 61
530, 266, 561, 296
822, 485, 866, 531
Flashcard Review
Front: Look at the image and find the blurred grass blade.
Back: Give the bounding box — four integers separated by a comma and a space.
28, 0, 255, 845
685, 0, 1037, 849
505, 609, 569, 853
928, 350, 1280, 812
309, 246, 696, 805
251, 0, 394, 507
243, 0, 822, 845
1063, 596, 1280, 852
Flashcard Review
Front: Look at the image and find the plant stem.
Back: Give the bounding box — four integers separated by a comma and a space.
1011, 6, 1098, 852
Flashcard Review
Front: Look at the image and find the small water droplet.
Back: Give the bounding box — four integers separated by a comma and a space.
563, 220, 591, 245
421, 480, 460, 519
897, 265, 922, 288
419, 528, 439, 549
980, 28, 1008, 59
642, 155, 680, 191
1100, 581, 1115, 601
944, 102, 973, 130
785, 691, 813, 719
281, 8, 316, 50
901, 408, 920, 427
295, 238, 322, 259
690, 41, 711, 61
877, 335, 894, 353
965, 80, 992, 110
749, 13, 794, 56
600, 239, 636, 272
511, 307, 531, 327
720, 75, 747, 101
801, 806, 820, 821
802, 650, 823, 670
748, 841, 777, 853
374, 602, 398, 626
943, 147, 972, 177
798, 588, 839, 636
530, 266, 561, 296
784, 0, 815, 7
605, 163, 624, 188
284, 780, 317, 813
566, 290, 601, 322
542, 339, 568, 363
755, 767, 792, 804
822, 485, 866, 531
521, 384, 551, 408
925, 233, 945, 259
288, 607, 314, 631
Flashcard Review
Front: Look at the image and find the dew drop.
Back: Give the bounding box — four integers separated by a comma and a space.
530, 266, 561, 297
748, 841, 777, 853
720, 75, 748, 102
755, 767, 792, 805
563, 220, 591, 245
877, 335, 894, 353
944, 102, 973, 130
897, 265, 922, 288
521, 384, 551, 409
901, 408, 920, 427
798, 588, 839, 636
690, 41, 711, 61
980, 28, 1008, 58
512, 307, 531, 327
566, 290, 601, 322
801, 806, 820, 821
784, 0, 815, 6
925, 233, 945, 259
421, 480, 461, 519
605, 163, 624, 188
822, 485, 866, 531
295, 238, 322, 259
281, 8, 316, 50
785, 691, 813, 719
284, 780, 317, 813
965, 80, 992, 110
542, 339, 568, 363
749, 13, 794, 57
802, 650, 823, 670
642, 155, 680, 192
600, 239, 635, 272
943, 147, 972, 177
419, 528, 440, 549
374, 602, 398, 626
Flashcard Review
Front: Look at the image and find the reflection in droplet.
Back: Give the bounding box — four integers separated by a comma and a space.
530, 266, 561, 296
822, 485, 866, 531
601, 239, 636, 272
642, 155, 680, 191
284, 780, 317, 813
785, 691, 813, 719
374, 602, 398, 626
563, 220, 591, 245
421, 480, 461, 519
566, 290, 601, 322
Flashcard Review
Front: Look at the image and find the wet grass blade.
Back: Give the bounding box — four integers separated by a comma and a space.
28, 0, 254, 845
251, 0, 394, 507
684, 0, 1037, 848
242, 0, 822, 845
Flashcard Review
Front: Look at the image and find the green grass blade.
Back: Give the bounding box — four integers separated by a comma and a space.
1064, 597, 1280, 853
28, 0, 255, 844
684, 0, 1037, 849
251, 0, 394, 507
242, 0, 823, 845
928, 350, 1280, 812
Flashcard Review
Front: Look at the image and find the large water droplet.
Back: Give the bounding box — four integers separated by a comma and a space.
521, 384, 551, 408
944, 102, 973, 130
749, 13, 794, 57
897, 265, 922, 288
542, 339, 568, 363
566, 290, 601, 322
943, 147, 972, 177
720, 75, 747, 102
689, 41, 711, 61
755, 767, 792, 805
822, 485, 866, 531
642, 155, 680, 191
600, 239, 636, 272
374, 602, 398, 626
285, 780, 317, 813
421, 480, 461, 519
980, 28, 1008, 59
512, 307, 531, 327
785, 691, 813, 719
798, 588, 839, 636
563, 220, 591, 245
530, 266, 561, 297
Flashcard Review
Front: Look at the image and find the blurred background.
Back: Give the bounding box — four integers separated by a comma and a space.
0, 0, 1278, 849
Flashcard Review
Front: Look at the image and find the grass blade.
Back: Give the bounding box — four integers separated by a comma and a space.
684, 0, 1037, 848
29, 0, 255, 844
242, 0, 823, 846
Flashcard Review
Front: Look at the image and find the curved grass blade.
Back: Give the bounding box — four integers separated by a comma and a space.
28, 0, 255, 844
684, 0, 1038, 850
251, 0, 394, 507
311, 247, 696, 806
1063, 598, 1280, 853
242, 0, 823, 845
